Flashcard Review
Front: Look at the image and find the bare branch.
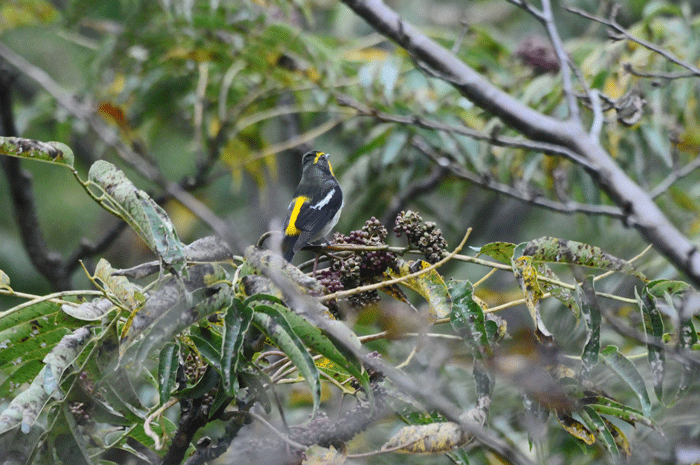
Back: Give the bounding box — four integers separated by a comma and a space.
412, 137, 624, 218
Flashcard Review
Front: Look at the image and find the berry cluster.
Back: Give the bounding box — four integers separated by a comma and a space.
69, 401, 91, 425
394, 210, 448, 263
317, 218, 397, 307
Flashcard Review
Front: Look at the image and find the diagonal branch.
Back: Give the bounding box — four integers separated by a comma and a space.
340, 0, 700, 286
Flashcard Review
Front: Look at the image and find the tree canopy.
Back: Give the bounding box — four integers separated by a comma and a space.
1, 1, 700, 464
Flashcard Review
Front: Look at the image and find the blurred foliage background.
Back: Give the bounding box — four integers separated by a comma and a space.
2, 0, 700, 463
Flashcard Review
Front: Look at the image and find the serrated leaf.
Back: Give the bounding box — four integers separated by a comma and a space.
382, 422, 468, 453
600, 345, 651, 417
477, 242, 516, 264
449, 280, 491, 358
577, 277, 601, 380
158, 343, 179, 406
0, 136, 74, 167
521, 237, 646, 281
222, 299, 253, 396
252, 304, 321, 415
556, 412, 595, 445
87, 160, 186, 277
636, 287, 665, 402
387, 258, 451, 321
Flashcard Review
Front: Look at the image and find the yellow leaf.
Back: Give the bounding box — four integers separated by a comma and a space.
386, 258, 451, 321
382, 422, 468, 454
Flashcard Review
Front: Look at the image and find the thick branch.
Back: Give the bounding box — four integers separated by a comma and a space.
340, 0, 700, 286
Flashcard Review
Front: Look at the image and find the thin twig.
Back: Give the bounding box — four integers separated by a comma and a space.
566, 6, 700, 77
321, 227, 472, 302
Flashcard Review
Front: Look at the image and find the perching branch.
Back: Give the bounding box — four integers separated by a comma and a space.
340, 0, 700, 286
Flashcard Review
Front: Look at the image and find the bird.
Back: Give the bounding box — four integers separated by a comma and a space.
282, 151, 343, 262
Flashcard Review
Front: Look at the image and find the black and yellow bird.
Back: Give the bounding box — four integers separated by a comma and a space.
282, 151, 343, 262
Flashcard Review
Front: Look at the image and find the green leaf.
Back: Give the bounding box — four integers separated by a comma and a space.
477, 242, 516, 264
221, 299, 254, 396
62, 298, 115, 321
87, 160, 186, 277
636, 287, 665, 402
252, 304, 321, 415
0, 136, 74, 167
580, 406, 619, 456
600, 345, 652, 417
538, 264, 580, 321
94, 259, 146, 311
158, 343, 179, 406
265, 301, 369, 395
387, 258, 452, 321
55, 404, 94, 465
511, 253, 551, 340
581, 394, 657, 431
449, 280, 491, 358
0, 269, 10, 290
177, 365, 220, 399
521, 237, 646, 281
189, 327, 222, 371
556, 412, 594, 445
42, 327, 92, 395
577, 277, 601, 380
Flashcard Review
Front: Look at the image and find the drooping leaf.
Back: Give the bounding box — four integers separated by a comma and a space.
119, 266, 231, 366
188, 326, 223, 371
221, 299, 253, 396
0, 136, 74, 167
386, 258, 451, 321
602, 417, 631, 456
0, 380, 48, 434
538, 264, 580, 320
556, 412, 595, 445
521, 237, 646, 281
264, 301, 369, 395
0, 269, 10, 290
87, 160, 187, 277
177, 366, 220, 400
381, 421, 468, 454
251, 304, 321, 415
62, 298, 115, 321
94, 259, 146, 311
157, 343, 179, 406
511, 254, 551, 340
600, 345, 652, 416
579, 407, 619, 456
42, 327, 92, 395
580, 394, 657, 431
54, 404, 94, 465
449, 280, 491, 358
636, 287, 665, 402
577, 277, 601, 380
